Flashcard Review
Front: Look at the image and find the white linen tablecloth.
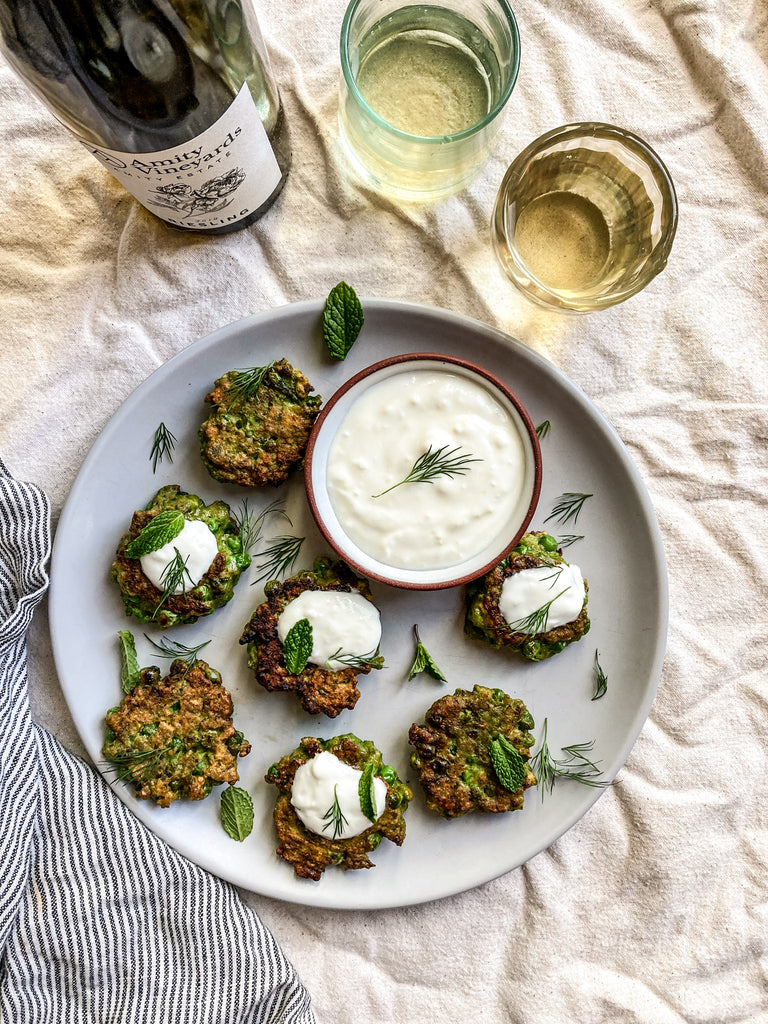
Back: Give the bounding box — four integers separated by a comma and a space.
1, 0, 767, 1021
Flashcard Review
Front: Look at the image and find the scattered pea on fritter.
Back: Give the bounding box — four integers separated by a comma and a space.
111, 484, 251, 629
265, 734, 411, 880
464, 531, 590, 661
239, 556, 383, 718
198, 357, 322, 487
102, 658, 251, 807
409, 684, 536, 818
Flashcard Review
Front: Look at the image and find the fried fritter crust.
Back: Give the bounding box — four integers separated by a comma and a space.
239, 557, 381, 717
409, 684, 536, 818
102, 659, 251, 808
464, 531, 590, 661
265, 734, 411, 880
198, 357, 322, 487
110, 485, 250, 629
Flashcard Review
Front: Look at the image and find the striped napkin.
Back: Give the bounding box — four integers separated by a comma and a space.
0, 461, 315, 1023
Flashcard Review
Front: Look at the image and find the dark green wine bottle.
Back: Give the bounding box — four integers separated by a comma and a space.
0, 0, 290, 232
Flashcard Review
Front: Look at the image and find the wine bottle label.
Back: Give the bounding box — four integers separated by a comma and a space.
77, 85, 282, 229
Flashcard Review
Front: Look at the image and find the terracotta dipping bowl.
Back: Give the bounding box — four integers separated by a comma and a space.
304, 353, 542, 590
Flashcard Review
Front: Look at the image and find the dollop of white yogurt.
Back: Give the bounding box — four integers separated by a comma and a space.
499, 564, 585, 632
290, 751, 387, 839
276, 590, 381, 671
326, 370, 527, 570
140, 519, 219, 594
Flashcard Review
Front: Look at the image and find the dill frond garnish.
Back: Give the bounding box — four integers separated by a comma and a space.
535, 420, 551, 439
154, 548, 194, 615
529, 718, 609, 801
322, 784, 348, 839
143, 635, 211, 679
592, 650, 608, 700
102, 744, 172, 785
326, 647, 384, 671
557, 534, 584, 549
233, 498, 290, 555
506, 587, 570, 635
250, 535, 305, 585
372, 445, 481, 498
150, 422, 177, 472
228, 362, 296, 405
544, 492, 593, 527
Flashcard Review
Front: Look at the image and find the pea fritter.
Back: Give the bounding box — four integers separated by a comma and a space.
198, 357, 322, 487
102, 658, 251, 807
239, 557, 383, 717
409, 684, 536, 818
265, 734, 411, 880
110, 485, 251, 629
464, 531, 590, 661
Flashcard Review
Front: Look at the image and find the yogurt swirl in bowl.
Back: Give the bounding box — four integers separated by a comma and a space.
305, 354, 542, 590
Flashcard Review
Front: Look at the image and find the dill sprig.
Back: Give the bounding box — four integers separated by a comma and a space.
103, 744, 171, 785
250, 535, 305, 585
233, 498, 290, 555
228, 362, 296, 405
227, 362, 275, 404
535, 420, 551, 439
544, 492, 593, 526
154, 548, 194, 614
372, 445, 481, 498
143, 635, 211, 677
529, 718, 609, 801
506, 587, 570, 635
322, 784, 348, 839
592, 649, 608, 700
557, 534, 584, 549
326, 647, 384, 671
150, 422, 177, 472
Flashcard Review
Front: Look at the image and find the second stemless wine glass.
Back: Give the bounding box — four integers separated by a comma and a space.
339, 0, 520, 201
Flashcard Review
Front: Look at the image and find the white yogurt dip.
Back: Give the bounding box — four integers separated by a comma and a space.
499, 564, 585, 632
276, 590, 382, 671
290, 751, 388, 839
140, 519, 218, 593
326, 370, 527, 570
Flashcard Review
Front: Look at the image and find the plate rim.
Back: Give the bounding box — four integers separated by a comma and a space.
49, 298, 668, 910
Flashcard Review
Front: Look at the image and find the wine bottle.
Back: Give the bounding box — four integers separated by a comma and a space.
0, 0, 290, 233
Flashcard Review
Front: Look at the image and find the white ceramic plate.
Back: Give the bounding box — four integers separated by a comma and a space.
49, 299, 667, 910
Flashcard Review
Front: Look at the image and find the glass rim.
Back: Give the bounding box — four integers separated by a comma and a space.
339, 0, 521, 144
494, 121, 678, 311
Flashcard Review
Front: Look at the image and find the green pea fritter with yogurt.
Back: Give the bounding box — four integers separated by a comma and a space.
110, 485, 250, 629
464, 531, 590, 661
409, 684, 537, 818
198, 357, 322, 487
265, 734, 412, 880
102, 658, 251, 807
239, 556, 384, 717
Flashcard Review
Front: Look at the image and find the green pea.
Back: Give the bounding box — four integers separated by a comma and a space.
540, 534, 558, 552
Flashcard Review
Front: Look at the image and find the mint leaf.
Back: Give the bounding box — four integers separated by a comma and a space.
283, 618, 313, 674
407, 625, 447, 682
125, 510, 185, 558
322, 281, 364, 360
221, 786, 254, 842
118, 630, 140, 693
489, 736, 528, 793
358, 762, 378, 823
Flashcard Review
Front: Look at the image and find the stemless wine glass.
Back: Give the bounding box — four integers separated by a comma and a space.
492, 123, 678, 312
339, 0, 520, 201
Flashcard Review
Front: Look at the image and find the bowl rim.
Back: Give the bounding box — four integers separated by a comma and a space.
492, 121, 679, 312
304, 351, 543, 590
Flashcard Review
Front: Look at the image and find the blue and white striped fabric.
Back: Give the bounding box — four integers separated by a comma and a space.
0, 462, 315, 1024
